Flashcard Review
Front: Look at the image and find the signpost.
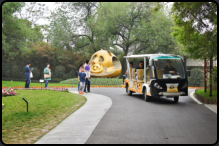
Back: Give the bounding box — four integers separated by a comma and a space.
39, 79, 44, 85
22, 97, 29, 112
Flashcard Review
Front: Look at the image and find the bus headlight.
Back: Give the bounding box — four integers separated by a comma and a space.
154, 83, 162, 89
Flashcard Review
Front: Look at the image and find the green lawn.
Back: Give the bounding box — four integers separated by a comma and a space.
195, 89, 217, 100
2, 90, 86, 144
2, 80, 123, 88
2, 81, 78, 88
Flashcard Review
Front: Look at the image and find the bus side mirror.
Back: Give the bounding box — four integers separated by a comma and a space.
187, 70, 190, 77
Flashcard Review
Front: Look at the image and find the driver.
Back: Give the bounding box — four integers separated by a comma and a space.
164, 60, 179, 75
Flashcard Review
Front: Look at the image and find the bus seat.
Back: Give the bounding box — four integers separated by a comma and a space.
157, 69, 164, 79
146, 69, 150, 83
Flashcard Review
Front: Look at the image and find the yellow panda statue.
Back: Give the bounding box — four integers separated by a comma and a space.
90, 49, 122, 78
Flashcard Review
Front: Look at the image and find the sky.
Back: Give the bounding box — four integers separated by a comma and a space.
35, 2, 174, 26
35, 2, 57, 26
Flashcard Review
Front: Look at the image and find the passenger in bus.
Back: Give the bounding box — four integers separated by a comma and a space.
135, 61, 144, 75
164, 60, 179, 75
135, 61, 144, 80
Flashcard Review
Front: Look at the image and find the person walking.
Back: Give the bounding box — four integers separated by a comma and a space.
78, 67, 86, 94
44, 64, 51, 88
78, 63, 84, 91
84, 60, 91, 93
24, 62, 33, 88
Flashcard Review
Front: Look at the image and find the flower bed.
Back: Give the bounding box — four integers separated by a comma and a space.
2, 89, 16, 97
15, 88, 69, 92
2, 88, 68, 97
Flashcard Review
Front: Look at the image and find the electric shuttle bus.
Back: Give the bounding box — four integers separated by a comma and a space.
122, 54, 190, 103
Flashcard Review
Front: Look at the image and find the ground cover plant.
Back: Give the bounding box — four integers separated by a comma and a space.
60, 78, 123, 86
195, 89, 217, 101
2, 81, 78, 88
2, 90, 86, 144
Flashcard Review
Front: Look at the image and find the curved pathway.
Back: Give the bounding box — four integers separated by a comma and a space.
35, 88, 217, 144
71, 88, 216, 144
35, 91, 112, 144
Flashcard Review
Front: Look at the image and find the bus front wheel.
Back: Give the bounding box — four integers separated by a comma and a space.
143, 88, 150, 102
173, 96, 179, 103
126, 85, 132, 96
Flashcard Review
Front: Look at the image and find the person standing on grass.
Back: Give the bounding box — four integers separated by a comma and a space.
44, 64, 51, 88
78, 67, 86, 94
84, 60, 91, 93
78, 63, 84, 91
24, 61, 33, 88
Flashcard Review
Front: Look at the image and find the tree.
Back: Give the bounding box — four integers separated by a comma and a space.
15, 2, 49, 27
48, 2, 106, 54
134, 5, 185, 55
171, 2, 217, 96
95, 2, 187, 72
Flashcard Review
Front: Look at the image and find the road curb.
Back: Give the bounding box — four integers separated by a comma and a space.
35, 91, 112, 144
190, 91, 217, 114
189, 91, 202, 104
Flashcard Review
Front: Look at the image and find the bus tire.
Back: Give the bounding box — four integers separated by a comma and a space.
126, 85, 132, 96
143, 88, 150, 102
173, 96, 179, 103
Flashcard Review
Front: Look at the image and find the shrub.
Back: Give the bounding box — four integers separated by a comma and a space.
206, 67, 217, 91
32, 67, 40, 80
51, 78, 63, 83
60, 78, 123, 85
188, 68, 204, 87
54, 65, 65, 79
2, 63, 10, 78
212, 67, 217, 84
11, 65, 21, 79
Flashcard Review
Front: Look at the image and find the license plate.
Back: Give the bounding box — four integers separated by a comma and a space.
166, 83, 179, 92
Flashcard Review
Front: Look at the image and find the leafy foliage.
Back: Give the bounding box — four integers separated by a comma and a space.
188, 68, 204, 87
2, 63, 10, 78
60, 78, 123, 85
171, 2, 217, 60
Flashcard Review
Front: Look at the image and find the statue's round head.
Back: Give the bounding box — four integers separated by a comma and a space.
90, 49, 122, 77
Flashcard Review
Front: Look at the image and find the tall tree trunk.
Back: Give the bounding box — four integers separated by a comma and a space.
124, 49, 128, 75
204, 59, 207, 92
209, 56, 213, 96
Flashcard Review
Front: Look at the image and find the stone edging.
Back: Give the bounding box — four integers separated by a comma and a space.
195, 89, 217, 105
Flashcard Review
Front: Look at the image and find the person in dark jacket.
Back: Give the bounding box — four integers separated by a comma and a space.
78, 63, 84, 91
164, 60, 179, 75
24, 62, 33, 88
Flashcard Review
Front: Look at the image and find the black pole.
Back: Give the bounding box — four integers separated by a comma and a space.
22, 97, 29, 112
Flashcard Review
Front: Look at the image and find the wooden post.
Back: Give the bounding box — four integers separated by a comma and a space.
204, 59, 207, 92
209, 56, 213, 96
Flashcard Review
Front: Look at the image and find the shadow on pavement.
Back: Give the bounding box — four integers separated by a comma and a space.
131, 93, 187, 105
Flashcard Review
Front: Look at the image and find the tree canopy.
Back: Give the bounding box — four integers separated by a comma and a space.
2, 2, 216, 81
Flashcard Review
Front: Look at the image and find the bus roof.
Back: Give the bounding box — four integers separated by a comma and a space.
123, 54, 182, 59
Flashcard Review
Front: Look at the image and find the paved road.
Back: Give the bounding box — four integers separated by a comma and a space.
68, 88, 217, 144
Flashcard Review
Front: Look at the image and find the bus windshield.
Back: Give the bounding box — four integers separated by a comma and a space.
153, 56, 185, 79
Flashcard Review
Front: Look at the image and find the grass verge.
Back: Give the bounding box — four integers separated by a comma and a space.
195, 89, 217, 100
2, 81, 78, 88
2, 90, 86, 144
